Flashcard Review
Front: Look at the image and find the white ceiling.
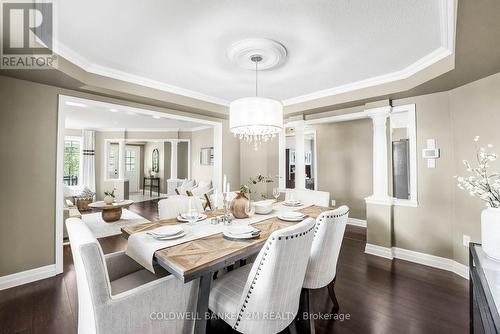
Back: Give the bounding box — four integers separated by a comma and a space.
64, 101, 206, 131
55, 0, 449, 106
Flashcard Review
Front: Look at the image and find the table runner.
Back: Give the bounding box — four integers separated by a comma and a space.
125, 202, 315, 273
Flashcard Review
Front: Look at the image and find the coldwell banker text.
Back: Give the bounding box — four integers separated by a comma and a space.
1, 2, 57, 69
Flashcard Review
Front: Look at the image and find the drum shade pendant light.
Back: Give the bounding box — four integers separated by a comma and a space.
229, 39, 285, 150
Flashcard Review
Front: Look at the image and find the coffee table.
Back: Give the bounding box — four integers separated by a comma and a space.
88, 200, 134, 223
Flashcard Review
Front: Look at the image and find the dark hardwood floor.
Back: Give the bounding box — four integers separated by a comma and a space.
0, 200, 469, 334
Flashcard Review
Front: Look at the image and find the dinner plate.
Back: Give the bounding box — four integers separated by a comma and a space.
177, 213, 207, 222
278, 212, 306, 222
148, 225, 183, 237
282, 201, 303, 207
222, 230, 260, 240
227, 225, 257, 235
149, 231, 187, 240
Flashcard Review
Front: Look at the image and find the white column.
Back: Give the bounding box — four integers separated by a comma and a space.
278, 130, 286, 189
366, 107, 391, 200
118, 140, 126, 180
294, 122, 306, 190
170, 140, 178, 180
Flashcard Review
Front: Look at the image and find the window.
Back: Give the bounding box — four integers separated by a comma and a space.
126, 150, 136, 172
63, 139, 80, 185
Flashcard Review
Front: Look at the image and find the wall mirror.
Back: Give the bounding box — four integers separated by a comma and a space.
284, 127, 316, 190
152, 148, 159, 173
390, 104, 417, 205
200, 147, 214, 166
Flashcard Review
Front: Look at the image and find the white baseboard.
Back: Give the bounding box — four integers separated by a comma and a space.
365, 243, 394, 259
347, 218, 367, 228
365, 243, 469, 279
0, 264, 57, 291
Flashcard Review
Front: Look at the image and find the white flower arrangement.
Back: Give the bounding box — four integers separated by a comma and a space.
455, 136, 500, 208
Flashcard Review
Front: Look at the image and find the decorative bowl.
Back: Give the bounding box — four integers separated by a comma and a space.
254, 200, 274, 215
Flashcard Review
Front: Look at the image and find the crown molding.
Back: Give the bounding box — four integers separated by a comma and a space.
57, 42, 230, 107
187, 125, 212, 132
282, 47, 452, 106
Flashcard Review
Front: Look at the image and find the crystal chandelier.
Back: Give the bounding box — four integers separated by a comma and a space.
229, 55, 283, 150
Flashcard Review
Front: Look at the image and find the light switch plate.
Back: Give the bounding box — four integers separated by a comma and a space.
331, 199, 336, 207
463, 235, 471, 248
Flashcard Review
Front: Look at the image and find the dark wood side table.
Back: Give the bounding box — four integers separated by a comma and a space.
143, 176, 160, 196
470, 243, 500, 333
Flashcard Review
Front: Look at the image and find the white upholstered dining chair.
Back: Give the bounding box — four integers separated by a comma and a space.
66, 218, 199, 334
302, 205, 349, 330
209, 218, 317, 334
285, 189, 330, 207
158, 195, 204, 220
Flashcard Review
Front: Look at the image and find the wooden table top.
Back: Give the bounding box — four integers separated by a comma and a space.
122, 205, 330, 282
89, 200, 134, 209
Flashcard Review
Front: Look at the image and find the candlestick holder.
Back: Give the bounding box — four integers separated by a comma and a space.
221, 192, 233, 225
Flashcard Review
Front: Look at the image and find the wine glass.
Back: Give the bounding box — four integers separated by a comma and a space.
185, 197, 199, 226
244, 200, 255, 218
185, 208, 199, 226
273, 187, 280, 202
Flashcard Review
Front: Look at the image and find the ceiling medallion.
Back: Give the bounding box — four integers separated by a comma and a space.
228, 38, 287, 150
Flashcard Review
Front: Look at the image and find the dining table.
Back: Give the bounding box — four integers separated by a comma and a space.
121, 202, 331, 334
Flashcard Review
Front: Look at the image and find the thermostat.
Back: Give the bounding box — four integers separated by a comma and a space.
422, 139, 440, 168
422, 148, 440, 159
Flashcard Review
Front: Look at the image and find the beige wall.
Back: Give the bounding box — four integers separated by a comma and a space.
190, 128, 214, 183
0, 76, 58, 276
0, 74, 239, 277
314, 120, 373, 219
387, 72, 500, 265
64, 128, 82, 137
164, 142, 172, 183
449, 72, 500, 264
390, 92, 455, 259
223, 120, 240, 190
177, 141, 189, 180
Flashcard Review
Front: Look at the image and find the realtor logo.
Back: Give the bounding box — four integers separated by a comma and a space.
1, 1, 57, 69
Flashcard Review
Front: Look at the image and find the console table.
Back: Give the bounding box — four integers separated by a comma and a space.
470, 243, 500, 333
143, 176, 160, 196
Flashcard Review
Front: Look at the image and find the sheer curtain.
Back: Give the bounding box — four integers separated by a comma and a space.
81, 130, 96, 192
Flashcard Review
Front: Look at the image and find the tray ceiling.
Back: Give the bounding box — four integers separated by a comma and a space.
55, 0, 454, 108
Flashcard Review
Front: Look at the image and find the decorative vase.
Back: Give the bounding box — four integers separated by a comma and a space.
481, 208, 500, 261
231, 192, 249, 219
104, 195, 114, 205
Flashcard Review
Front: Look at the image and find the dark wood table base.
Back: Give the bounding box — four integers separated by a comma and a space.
102, 207, 123, 223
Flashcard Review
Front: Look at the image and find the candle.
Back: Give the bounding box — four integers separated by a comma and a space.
223, 174, 227, 193
227, 182, 230, 193
188, 197, 192, 212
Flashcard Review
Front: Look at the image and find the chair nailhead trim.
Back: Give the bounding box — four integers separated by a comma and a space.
233, 222, 317, 330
